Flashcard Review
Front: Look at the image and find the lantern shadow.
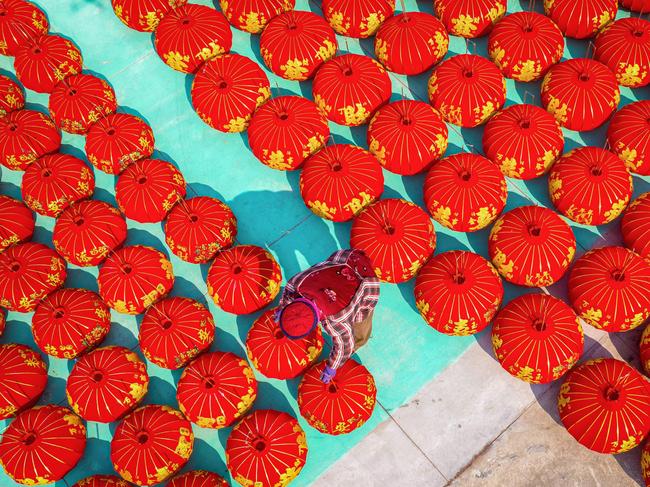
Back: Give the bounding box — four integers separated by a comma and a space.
105, 321, 139, 350
513, 79, 543, 106
614, 448, 646, 486
0, 319, 34, 346
32, 226, 53, 246
171, 276, 209, 306
189, 438, 229, 478
125, 228, 169, 257
406, 71, 430, 102
0, 181, 21, 200
235, 314, 256, 346
397, 279, 418, 315
118, 105, 154, 127
400, 173, 426, 207
145, 376, 178, 407
0, 68, 20, 85
248, 34, 266, 67
183, 72, 194, 111
93, 187, 118, 207
516, 0, 545, 13
80, 69, 113, 88
57, 437, 113, 487
254, 381, 298, 416
633, 175, 650, 196
59, 143, 91, 165
23, 102, 50, 115
39, 375, 67, 405
564, 38, 590, 60
609, 327, 645, 372
66, 268, 99, 292
214, 327, 246, 359
459, 126, 484, 153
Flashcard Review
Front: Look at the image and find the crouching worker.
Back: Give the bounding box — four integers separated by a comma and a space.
275, 248, 380, 383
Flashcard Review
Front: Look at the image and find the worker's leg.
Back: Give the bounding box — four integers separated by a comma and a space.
353, 310, 374, 350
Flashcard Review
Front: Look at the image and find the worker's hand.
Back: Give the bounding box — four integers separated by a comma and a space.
320, 365, 336, 384
273, 307, 282, 323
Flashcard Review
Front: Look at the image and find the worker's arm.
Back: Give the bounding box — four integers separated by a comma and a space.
324, 320, 356, 370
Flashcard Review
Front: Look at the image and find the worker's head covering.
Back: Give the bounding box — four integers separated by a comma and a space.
278, 298, 319, 339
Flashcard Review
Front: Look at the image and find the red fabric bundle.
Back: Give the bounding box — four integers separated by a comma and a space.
428, 54, 506, 127
0, 0, 48, 56
620, 0, 650, 12
219, 0, 294, 33
640, 325, 650, 376
111, 0, 187, 31
300, 144, 384, 222
72, 475, 131, 487
312, 54, 391, 126
0, 109, 60, 171
0, 74, 24, 117
321, 0, 394, 38
206, 245, 282, 314
167, 471, 229, 487
549, 147, 633, 226
248, 95, 329, 170
544, 0, 617, 39
434, 0, 506, 38
488, 205, 576, 287
621, 192, 650, 260
568, 246, 650, 332
0, 194, 34, 252
414, 250, 503, 336
607, 100, 650, 176
0, 343, 47, 420
176, 351, 257, 428
139, 296, 215, 369
32, 288, 111, 359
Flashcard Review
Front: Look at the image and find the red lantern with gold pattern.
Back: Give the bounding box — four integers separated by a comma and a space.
544, 0, 617, 39
620, 0, 650, 12
622, 192, 650, 260
164, 196, 237, 264
246, 307, 323, 379
0, 194, 34, 252
414, 250, 503, 336
167, 471, 229, 487
0, 0, 48, 56
0, 242, 66, 312
0, 109, 60, 171
21, 153, 95, 217
300, 144, 384, 222
0, 405, 86, 485
298, 359, 376, 435
111, 0, 187, 32
312, 54, 391, 127
488, 205, 576, 287
248, 95, 329, 170
260, 10, 337, 81
483, 104, 564, 179
0, 308, 5, 336
642, 440, 650, 486
607, 100, 650, 176
568, 246, 650, 332
424, 153, 507, 232
85, 113, 155, 175
375, 12, 448, 76
98, 245, 174, 315
115, 158, 186, 223
640, 325, 650, 376
0, 74, 24, 117
428, 54, 506, 128
226, 409, 307, 487
541, 58, 620, 131
492, 293, 583, 383
488, 11, 564, 82
177, 351, 257, 429
322, 0, 394, 38
72, 475, 131, 487
206, 245, 282, 314
549, 147, 633, 226
558, 358, 650, 453
14, 34, 82, 93
32, 288, 111, 359
139, 296, 215, 369
49, 73, 118, 134
434, 0, 506, 38
111, 405, 193, 486
0, 343, 47, 420
154, 4, 232, 74
219, 0, 294, 33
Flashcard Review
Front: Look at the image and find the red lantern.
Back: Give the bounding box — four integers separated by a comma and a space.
176, 351, 257, 428
298, 359, 376, 435
0, 242, 66, 312
350, 198, 436, 283
544, 0, 617, 39
488, 11, 564, 82
245, 308, 323, 379
167, 471, 229, 487
549, 147, 633, 226
622, 192, 650, 260
192, 53, 270, 133
111, 0, 187, 32
492, 293, 583, 383
85, 113, 155, 175
98, 245, 174, 315
0, 0, 48, 56
558, 358, 650, 453
541, 58, 619, 131
0, 74, 24, 117
72, 475, 131, 487
31, 288, 111, 359
414, 250, 503, 336
321, 0, 395, 38
0, 194, 34, 252
300, 144, 384, 222
607, 100, 650, 176
164, 196, 237, 264
434, 0, 506, 38
641, 325, 650, 376
260, 10, 337, 81
219, 0, 294, 33
53, 200, 127, 267
111, 405, 193, 486
66, 346, 149, 423
424, 153, 507, 232
483, 103, 564, 179
248, 95, 329, 170
0, 343, 47, 420
226, 409, 307, 487
139, 296, 215, 369
154, 4, 232, 74
568, 246, 650, 332
206, 245, 282, 314
620, 0, 650, 12
14, 34, 83, 93
312, 54, 391, 126
428, 54, 506, 128
115, 158, 186, 223
488, 205, 576, 287
375, 12, 448, 76
643, 440, 650, 487
0, 109, 60, 171
0, 308, 5, 336
21, 152, 95, 217
49, 73, 118, 134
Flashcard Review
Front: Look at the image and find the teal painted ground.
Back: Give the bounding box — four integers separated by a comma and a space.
0, 0, 648, 486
